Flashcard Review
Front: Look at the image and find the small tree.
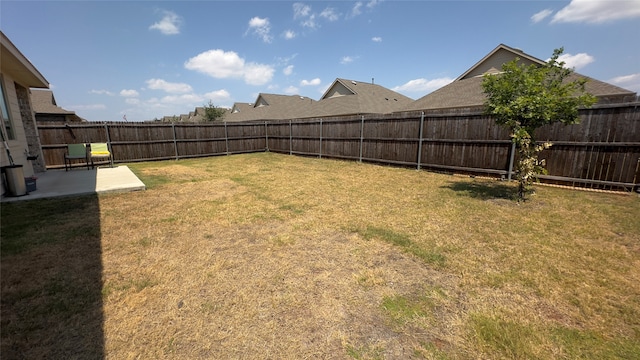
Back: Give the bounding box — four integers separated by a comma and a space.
482, 48, 596, 200
202, 100, 226, 122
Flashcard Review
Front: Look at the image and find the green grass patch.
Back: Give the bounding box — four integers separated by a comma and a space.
381, 293, 435, 326
345, 343, 385, 360
102, 276, 158, 298
471, 312, 640, 359
414, 341, 450, 360
358, 226, 446, 267
550, 326, 640, 359
471, 313, 541, 359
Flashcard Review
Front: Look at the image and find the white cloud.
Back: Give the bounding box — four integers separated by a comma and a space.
392, 77, 454, 94
243, 63, 276, 86
556, 52, 595, 70
301, 14, 318, 28
301, 78, 321, 86
284, 30, 296, 39
372, 36, 382, 42
146, 79, 193, 93
366, 0, 381, 10
293, 3, 312, 19
284, 86, 299, 95
609, 73, 640, 93
149, 10, 181, 35
283, 65, 294, 76
120, 89, 139, 97
247, 16, 273, 43
349, 2, 363, 18
293, 3, 318, 28
531, 9, 553, 23
160, 93, 204, 105
184, 49, 275, 86
69, 103, 107, 111
320, 7, 340, 21
119, 87, 233, 121
203, 89, 231, 104
90, 89, 114, 96
340, 56, 356, 64
552, 0, 640, 23
348, 0, 380, 18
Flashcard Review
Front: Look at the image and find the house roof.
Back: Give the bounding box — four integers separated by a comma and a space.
0, 31, 48, 88
405, 44, 637, 112
313, 78, 414, 117
456, 44, 543, 81
225, 93, 317, 122
31, 89, 75, 115
224, 78, 413, 122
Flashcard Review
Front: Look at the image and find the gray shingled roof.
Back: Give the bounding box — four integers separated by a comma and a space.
405, 44, 637, 112
224, 78, 413, 122
31, 89, 75, 115
225, 94, 317, 122
314, 78, 413, 116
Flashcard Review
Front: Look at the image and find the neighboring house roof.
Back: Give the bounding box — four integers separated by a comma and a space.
405, 44, 637, 112
313, 78, 414, 117
224, 78, 413, 122
31, 89, 74, 115
1, 31, 49, 88
31, 89, 86, 122
225, 93, 318, 122
230, 102, 254, 114
456, 44, 543, 81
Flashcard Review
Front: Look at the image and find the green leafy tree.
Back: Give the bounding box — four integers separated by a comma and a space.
202, 100, 226, 122
482, 48, 597, 200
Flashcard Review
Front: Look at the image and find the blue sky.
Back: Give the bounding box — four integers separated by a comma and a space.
2, 0, 639, 122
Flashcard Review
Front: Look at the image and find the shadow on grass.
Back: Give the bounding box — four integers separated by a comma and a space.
442, 180, 517, 201
1, 195, 104, 358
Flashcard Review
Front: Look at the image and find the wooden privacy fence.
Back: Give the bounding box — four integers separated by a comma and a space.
38, 102, 640, 191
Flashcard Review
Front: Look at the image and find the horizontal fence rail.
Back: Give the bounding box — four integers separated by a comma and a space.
38, 102, 640, 191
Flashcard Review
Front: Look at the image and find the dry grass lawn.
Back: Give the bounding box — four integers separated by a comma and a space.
2, 152, 639, 359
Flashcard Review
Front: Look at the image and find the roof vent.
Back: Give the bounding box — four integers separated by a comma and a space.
351, 81, 357, 85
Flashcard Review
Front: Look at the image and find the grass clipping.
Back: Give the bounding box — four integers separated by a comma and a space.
2, 152, 639, 359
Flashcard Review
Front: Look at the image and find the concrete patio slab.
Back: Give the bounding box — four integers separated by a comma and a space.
1, 166, 146, 202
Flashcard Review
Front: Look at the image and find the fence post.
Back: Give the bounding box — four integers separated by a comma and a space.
172, 123, 179, 160
104, 123, 113, 165
319, 119, 323, 159
507, 141, 516, 180
359, 115, 364, 162
265, 121, 269, 151
224, 122, 230, 155
417, 112, 424, 170
289, 120, 292, 155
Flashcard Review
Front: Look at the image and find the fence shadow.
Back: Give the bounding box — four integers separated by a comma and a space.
0, 195, 104, 359
442, 179, 517, 201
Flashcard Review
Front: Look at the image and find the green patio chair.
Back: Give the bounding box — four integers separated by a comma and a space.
90, 142, 113, 168
64, 143, 89, 171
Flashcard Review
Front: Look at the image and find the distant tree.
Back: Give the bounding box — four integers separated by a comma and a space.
203, 100, 226, 122
482, 48, 596, 200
